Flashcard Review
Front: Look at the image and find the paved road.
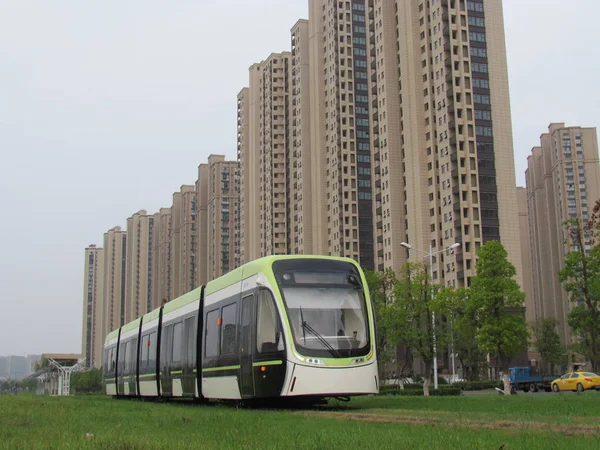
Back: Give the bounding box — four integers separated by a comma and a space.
463, 388, 600, 396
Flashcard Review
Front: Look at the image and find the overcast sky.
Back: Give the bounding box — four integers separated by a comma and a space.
1, 0, 599, 357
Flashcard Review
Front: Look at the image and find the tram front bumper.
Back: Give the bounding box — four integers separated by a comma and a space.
283, 361, 378, 397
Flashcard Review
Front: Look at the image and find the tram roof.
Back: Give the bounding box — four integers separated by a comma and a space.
105, 255, 356, 344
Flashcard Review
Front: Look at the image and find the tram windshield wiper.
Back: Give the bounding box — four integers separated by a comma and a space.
301, 321, 342, 358
300, 306, 307, 345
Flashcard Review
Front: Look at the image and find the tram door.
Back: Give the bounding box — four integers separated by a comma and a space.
240, 293, 255, 397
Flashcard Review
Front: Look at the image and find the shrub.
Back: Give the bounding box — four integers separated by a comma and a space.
379, 385, 462, 396
452, 380, 499, 391
71, 368, 103, 394
382, 387, 462, 396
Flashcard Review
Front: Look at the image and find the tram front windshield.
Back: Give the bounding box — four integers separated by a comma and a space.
273, 261, 370, 358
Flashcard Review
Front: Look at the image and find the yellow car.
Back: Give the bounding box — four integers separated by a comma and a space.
551, 372, 600, 392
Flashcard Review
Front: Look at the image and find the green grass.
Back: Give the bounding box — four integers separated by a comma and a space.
1, 394, 600, 449
345, 393, 600, 424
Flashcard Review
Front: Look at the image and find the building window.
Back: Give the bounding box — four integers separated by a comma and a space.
472, 78, 490, 89
467, 2, 484, 12
468, 16, 485, 27
469, 32, 486, 43
476, 126, 493, 137
473, 94, 490, 104
471, 63, 488, 73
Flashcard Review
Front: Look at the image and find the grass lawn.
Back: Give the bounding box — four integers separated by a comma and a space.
1, 394, 600, 449
340, 393, 600, 425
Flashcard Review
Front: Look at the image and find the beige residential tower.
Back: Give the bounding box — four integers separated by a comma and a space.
102, 226, 127, 337
81, 245, 104, 368
525, 123, 600, 344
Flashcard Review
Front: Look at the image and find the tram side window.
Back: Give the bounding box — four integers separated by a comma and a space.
118, 341, 127, 373
185, 317, 196, 364
257, 289, 283, 353
131, 339, 138, 373
148, 332, 157, 368
205, 310, 219, 358
108, 347, 116, 372
140, 334, 149, 368
220, 303, 237, 355
125, 340, 134, 373
172, 322, 183, 363
163, 325, 173, 365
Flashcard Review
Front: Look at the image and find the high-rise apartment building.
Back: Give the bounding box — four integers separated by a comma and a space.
181, 186, 197, 293
238, 54, 292, 261
196, 164, 210, 286
525, 123, 600, 344
259, 53, 291, 257
170, 185, 197, 299
237, 88, 251, 265
124, 210, 154, 322
102, 226, 127, 336
289, 19, 327, 255
307, 0, 375, 270
238, 84, 261, 265
152, 207, 172, 307
81, 244, 104, 368
366, 0, 405, 274
369, 0, 521, 287
238, 0, 522, 283
517, 187, 534, 325
197, 155, 239, 282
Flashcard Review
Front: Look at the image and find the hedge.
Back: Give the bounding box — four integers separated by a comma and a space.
380, 380, 499, 394
380, 386, 462, 396
451, 380, 499, 391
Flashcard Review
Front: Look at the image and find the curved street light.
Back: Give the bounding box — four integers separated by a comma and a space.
400, 241, 460, 389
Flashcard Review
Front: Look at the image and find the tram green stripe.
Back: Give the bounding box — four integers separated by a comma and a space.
138, 373, 155, 379
202, 365, 240, 372
170, 370, 183, 375
252, 360, 283, 367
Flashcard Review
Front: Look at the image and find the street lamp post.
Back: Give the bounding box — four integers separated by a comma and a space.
451, 321, 456, 382
401, 241, 459, 390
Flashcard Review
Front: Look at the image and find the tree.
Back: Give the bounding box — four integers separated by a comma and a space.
394, 262, 449, 396
18, 378, 38, 392
438, 287, 488, 380
531, 317, 566, 374
468, 240, 529, 394
71, 368, 102, 394
364, 268, 398, 381
559, 216, 600, 372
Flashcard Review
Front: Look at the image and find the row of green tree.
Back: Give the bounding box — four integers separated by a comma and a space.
70, 368, 103, 393
528, 214, 600, 375
366, 219, 600, 396
0, 378, 37, 393
366, 240, 527, 396
0, 368, 102, 395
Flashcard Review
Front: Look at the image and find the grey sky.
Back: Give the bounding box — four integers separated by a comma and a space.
1, 0, 598, 356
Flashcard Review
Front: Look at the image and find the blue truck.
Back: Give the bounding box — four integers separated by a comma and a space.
509, 366, 555, 393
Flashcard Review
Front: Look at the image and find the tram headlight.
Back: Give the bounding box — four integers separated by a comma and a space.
349, 357, 365, 365
307, 358, 325, 365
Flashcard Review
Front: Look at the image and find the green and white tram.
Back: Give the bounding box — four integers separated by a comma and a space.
103, 255, 378, 402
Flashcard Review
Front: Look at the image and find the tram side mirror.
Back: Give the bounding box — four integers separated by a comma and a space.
347, 274, 361, 287
256, 273, 268, 287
